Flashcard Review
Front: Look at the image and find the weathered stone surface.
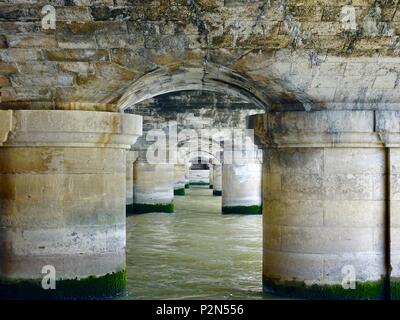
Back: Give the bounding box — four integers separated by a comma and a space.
0, 110, 142, 299
174, 163, 186, 191
7, 33, 57, 48
46, 49, 110, 61
253, 110, 387, 296
2, 110, 142, 148
126, 150, 137, 207
131, 160, 174, 208
0, 1, 400, 110
222, 160, 262, 209
4, 0, 400, 300
189, 169, 209, 185
0, 62, 17, 74
0, 110, 12, 144
0, 75, 9, 86
212, 164, 222, 193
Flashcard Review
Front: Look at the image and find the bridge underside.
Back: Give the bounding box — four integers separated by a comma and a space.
2, 0, 400, 299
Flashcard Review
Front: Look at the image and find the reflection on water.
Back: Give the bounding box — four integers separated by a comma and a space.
123, 187, 278, 300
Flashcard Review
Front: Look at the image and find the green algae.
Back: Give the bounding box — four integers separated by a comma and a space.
0, 269, 127, 300
190, 182, 209, 186
174, 188, 185, 196
129, 202, 174, 214
213, 190, 222, 196
263, 276, 386, 300
222, 205, 262, 215
390, 278, 400, 299
126, 204, 134, 215
185, 184, 190, 189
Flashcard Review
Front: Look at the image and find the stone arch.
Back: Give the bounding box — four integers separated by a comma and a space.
117, 63, 270, 111
178, 136, 222, 164
186, 150, 220, 165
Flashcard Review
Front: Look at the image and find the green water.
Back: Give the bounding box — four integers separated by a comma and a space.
123, 187, 278, 300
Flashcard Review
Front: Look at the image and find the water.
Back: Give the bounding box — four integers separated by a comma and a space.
123, 187, 278, 300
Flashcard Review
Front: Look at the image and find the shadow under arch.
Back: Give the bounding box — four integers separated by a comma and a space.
185, 150, 221, 165
177, 134, 223, 164
117, 63, 270, 111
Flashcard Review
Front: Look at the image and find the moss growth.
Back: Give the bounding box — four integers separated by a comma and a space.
126, 204, 133, 215
0, 269, 127, 300
190, 182, 209, 186
213, 190, 222, 196
129, 202, 174, 214
390, 278, 400, 299
263, 276, 385, 300
222, 205, 262, 215
174, 188, 185, 196
185, 184, 190, 189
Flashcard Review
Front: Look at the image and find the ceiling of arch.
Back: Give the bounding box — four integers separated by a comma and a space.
126, 90, 264, 129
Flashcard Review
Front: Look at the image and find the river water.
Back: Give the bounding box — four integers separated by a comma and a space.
123, 187, 278, 300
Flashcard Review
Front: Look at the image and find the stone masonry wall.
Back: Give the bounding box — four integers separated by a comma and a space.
1, 1, 400, 111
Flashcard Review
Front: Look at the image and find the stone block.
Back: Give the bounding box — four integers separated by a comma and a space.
280, 226, 374, 254
10, 74, 74, 87
324, 174, 372, 201
324, 148, 385, 174
391, 200, 400, 227
264, 199, 324, 227
323, 253, 385, 282
0, 174, 16, 200
57, 34, 97, 49
46, 49, 109, 61
263, 225, 281, 250
268, 148, 323, 175
263, 249, 325, 281
14, 174, 64, 201
7, 34, 57, 48
391, 174, 400, 200
281, 173, 324, 200
0, 62, 17, 74
391, 253, 400, 278
324, 200, 384, 228
373, 73, 398, 89
0, 48, 42, 62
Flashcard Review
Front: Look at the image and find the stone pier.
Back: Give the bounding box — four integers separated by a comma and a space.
212, 164, 222, 196
221, 150, 262, 215
5, 0, 400, 302
209, 164, 214, 189
250, 110, 395, 299
126, 151, 138, 215
174, 164, 187, 196
0, 110, 142, 299
189, 169, 210, 186
131, 156, 174, 214
184, 164, 190, 189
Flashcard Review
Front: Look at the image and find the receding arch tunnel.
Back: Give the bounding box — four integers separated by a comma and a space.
122, 88, 265, 299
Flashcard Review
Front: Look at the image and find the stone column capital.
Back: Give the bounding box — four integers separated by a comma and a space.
376, 111, 400, 147
248, 110, 398, 148
0, 110, 13, 145
1, 110, 142, 149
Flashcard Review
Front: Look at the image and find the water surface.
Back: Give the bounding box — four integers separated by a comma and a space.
124, 187, 278, 300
